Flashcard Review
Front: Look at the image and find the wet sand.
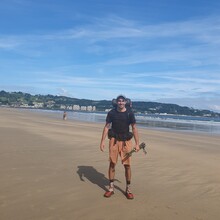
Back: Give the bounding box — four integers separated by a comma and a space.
0, 108, 220, 220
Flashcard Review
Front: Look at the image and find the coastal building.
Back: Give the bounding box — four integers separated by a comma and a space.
60, 105, 66, 109
33, 102, 44, 108
20, 104, 29, 108
46, 100, 55, 108
80, 106, 87, 111
66, 105, 73, 110
73, 105, 80, 110
87, 106, 93, 111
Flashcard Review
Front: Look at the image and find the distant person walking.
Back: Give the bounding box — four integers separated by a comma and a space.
63, 111, 67, 120
100, 95, 140, 199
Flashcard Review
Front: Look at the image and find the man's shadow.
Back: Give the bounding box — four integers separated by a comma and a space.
77, 165, 124, 193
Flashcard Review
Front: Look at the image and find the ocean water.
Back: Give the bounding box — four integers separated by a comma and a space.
30, 109, 220, 135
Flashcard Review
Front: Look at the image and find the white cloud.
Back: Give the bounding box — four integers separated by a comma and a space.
1, 13, 220, 111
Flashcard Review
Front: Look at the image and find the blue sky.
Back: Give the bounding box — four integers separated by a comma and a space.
1, 0, 220, 112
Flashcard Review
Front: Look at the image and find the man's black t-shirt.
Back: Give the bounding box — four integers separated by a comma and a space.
106, 108, 136, 135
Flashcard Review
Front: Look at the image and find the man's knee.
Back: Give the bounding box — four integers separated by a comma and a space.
124, 164, 130, 170
110, 162, 116, 170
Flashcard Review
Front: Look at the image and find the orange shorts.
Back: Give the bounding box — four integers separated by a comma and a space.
109, 138, 132, 165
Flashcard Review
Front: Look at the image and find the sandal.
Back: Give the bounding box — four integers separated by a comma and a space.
125, 188, 134, 199
104, 190, 114, 198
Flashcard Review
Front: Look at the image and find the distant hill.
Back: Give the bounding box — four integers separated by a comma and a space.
0, 90, 219, 117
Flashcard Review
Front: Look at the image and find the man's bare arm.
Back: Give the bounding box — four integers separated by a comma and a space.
131, 123, 140, 151
100, 123, 111, 151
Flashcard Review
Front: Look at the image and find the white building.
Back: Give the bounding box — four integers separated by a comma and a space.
60, 105, 66, 109
33, 102, 44, 108
66, 105, 73, 110
87, 106, 93, 111
80, 106, 87, 111
73, 105, 80, 110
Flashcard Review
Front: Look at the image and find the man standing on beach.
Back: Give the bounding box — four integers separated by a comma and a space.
100, 95, 140, 199
63, 111, 67, 120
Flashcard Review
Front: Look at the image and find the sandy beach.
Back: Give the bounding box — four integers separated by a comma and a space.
0, 108, 220, 220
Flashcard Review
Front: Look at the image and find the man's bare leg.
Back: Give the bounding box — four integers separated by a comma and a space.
124, 164, 134, 199
124, 164, 131, 182
104, 162, 116, 197
109, 162, 116, 180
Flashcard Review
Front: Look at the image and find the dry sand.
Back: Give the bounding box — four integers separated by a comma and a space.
0, 107, 220, 220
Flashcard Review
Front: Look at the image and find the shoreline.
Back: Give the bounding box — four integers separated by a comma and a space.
2, 106, 220, 136
0, 107, 220, 220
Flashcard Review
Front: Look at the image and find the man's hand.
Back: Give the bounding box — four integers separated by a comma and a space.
135, 144, 140, 152
100, 142, 105, 152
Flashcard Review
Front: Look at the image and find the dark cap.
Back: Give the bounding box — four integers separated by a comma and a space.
116, 94, 126, 101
